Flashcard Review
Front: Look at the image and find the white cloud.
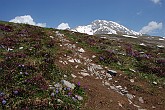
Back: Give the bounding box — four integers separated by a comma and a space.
9, 15, 46, 27
151, 0, 161, 4
139, 21, 163, 34
57, 23, 70, 30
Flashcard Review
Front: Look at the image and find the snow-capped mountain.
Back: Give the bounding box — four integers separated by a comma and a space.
71, 20, 142, 36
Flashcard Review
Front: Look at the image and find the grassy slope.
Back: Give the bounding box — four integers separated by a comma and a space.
0, 21, 165, 109
0, 21, 85, 110
61, 30, 165, 86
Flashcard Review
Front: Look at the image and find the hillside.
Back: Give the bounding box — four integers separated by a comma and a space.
0, 21, 165, 110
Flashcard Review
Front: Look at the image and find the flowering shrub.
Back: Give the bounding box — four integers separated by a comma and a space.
0, 24, 12, 32
99, 50, 119, 64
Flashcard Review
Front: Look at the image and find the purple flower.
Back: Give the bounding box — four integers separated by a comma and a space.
67, 87, 70, 91
25, 72, 28, 75
68, 92, 72, 96
77, 82, 81, 86
20, 72, 23, 75
56, 90, 59, 94
13, 90, 18, 95
99, 56, 104, 61
2, 99, 6, 105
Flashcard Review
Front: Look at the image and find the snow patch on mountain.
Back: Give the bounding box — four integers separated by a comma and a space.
71, 20, 142, 36
73, 25, 94, 35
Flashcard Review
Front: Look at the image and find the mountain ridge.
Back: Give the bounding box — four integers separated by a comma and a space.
71, 20, 142, 36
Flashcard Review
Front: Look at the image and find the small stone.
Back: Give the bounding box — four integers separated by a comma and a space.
104, 81, 110, 86
80, 72, 90, 77
153, 81, 157, 85
77, 95, 83, 101
110, 86, 116, 90
50, 36, 54, 39
129, 68, 136, 73
139, 97, 144, 103
75, 59, 81, 63
79, 76, 83, 79
61, 80, 75, 89
78, 48, 85, 53
57, 99, 63, 103
108, 78, 112, 81
49, 87, 55, 90
118, 102, 123, 107
75, 65, 78, 68
19, 47, 23, 49
68, 59, 75, 63
107, 70, 117, 76
116, 85, 122, 89
152, 106, 156, 109
71, 74, 77, 78
92, 55, 96, 58
64, 75, 67, 78
126, 94, 134, 99
130, 79, 134, 83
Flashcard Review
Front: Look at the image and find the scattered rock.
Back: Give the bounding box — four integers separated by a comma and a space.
71, 74, 77, 78
49, 87, 55, 90
76, 95, 83, 101
129, 68, 136, 73
75, 65, 78, 68
153, 81, 157, 85
104, 81, 110, 86
130, 79, 134, 83
152, 106, 156, 109
68, 59, 75, 63
57, 99, 63, 103
61, 80, 75, 89
107, 77, 112, 81
92, 55, 96, 58
74, 59, 81, 63
49, 36, 54, 39
78, 48, 85, 53
107, 70, 117, 76
64, 75, 67, 78
19, 47, 23, 49
139, 97, 144, 103
80, 72, 90, 77
126, 93, 134, 99
118, 102, 123, 107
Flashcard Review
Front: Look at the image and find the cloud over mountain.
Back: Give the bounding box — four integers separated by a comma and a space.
139, 21, 163, 34
57, 23, 70, 30
9, 15, 46, 27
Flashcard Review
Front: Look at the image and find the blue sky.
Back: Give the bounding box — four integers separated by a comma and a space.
0, 0, 164, 36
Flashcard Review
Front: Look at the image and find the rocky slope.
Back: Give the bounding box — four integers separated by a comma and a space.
0, 21, 165, 110
71, 20, 142, 36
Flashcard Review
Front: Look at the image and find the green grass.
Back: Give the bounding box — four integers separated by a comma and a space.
61, 30, 165, 87
0, 21, 86, 109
